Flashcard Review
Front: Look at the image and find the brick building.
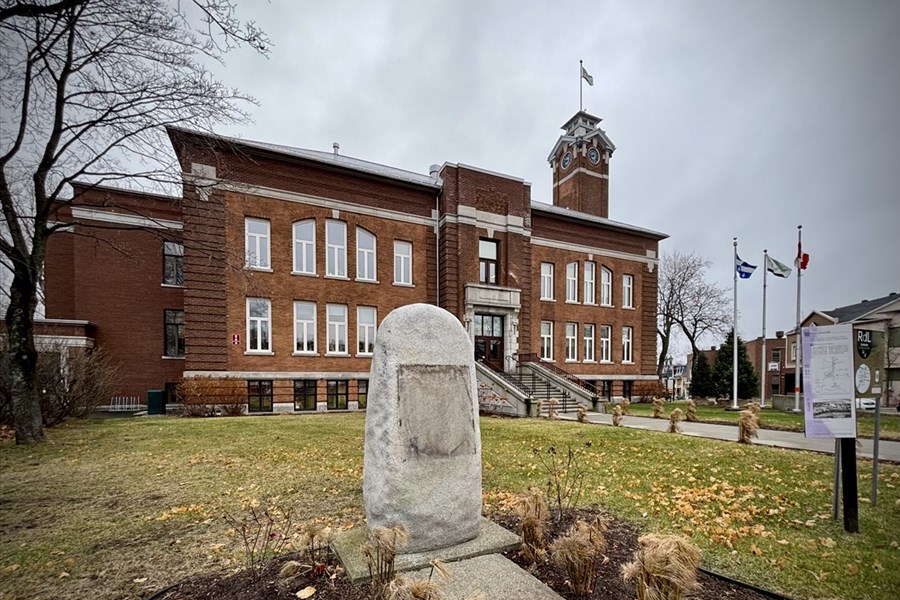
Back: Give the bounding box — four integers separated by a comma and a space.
43, 110, 667, 412
745, 334, 789, 398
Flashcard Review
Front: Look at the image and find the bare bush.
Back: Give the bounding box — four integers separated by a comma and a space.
223, 502, 294, 581
635, 380, 668, 402
550, 516, 609, 596
177, 376, 246, 417
622, 534, 701, 600
534, 443, 592, 523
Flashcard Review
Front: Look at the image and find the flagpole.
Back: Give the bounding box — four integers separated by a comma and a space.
761, 249, 768, 408
579, 59, 584, 112
733, 237, 739, 410
793, 225, 803, 413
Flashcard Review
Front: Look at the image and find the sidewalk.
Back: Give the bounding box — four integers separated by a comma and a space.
557, 411, 900, 463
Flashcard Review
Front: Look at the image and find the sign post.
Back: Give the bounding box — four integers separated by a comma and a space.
853, 326, 885, 507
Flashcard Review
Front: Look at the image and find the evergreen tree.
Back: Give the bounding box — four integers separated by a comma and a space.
689, 352, 715, 398
712, 332, 760, 400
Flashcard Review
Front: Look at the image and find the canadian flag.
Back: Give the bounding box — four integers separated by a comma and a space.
795, 241, 810, 270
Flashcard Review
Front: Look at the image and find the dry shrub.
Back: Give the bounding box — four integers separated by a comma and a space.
621, 398, 631, 415
652, 398, 665, 419
622, 534, 701, 600
516, 487, 549, 563
301, 522, 334, 571
386, 576, 444, 600
612, 405, 623, 427
634, 380, 667, 402
548, 398, 560, 419
223, 503, 294, 581
746, 401, 761, 416
668, 408, 683, 434
685, 400, 697, 422
550, 517, 609, 596
535, 399, 544, 418
177, 376, 246, 417
737, 410, 759, 444
577, 404, 587, 423
364, 525, 409, 595
534, 443, 592, 522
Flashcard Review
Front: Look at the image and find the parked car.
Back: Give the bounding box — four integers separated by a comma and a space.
855, 397, 877, 410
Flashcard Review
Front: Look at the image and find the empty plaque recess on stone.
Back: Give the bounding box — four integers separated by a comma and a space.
397, 365, 476, 460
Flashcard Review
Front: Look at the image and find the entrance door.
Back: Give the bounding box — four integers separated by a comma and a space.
474, 314, 504, 371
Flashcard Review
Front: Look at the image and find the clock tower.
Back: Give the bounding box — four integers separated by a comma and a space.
548, 111, 615, 218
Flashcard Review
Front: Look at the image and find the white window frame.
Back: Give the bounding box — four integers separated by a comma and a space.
326, 220, 347, 278
584, 261, 596, 304
790, 341, 797, 361
394, 240, 412, 285
357, 306, 377, 356
326, 304, 348, 355
565, 322, 578, 362
293, 301, 316, 354
356, 227, 377, 282
600, 325, 612, 363
246, 298, 271, 353
292, 220, 316, 275
623, 274, 634, 308
584, 324, 595, 362
600, 267, 613, 306
245, 218, 270, 270
566, 262, 578, 303
540, 263, 555, 300
540, 321, 554, 360
623, 326, 634, 363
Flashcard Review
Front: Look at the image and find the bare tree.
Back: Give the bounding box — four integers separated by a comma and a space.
657, 251, 731, 374
0, 0, 268, 443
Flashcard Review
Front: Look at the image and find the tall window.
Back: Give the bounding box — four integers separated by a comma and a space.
584, 261, 596, 304
327, 380, 348, 410
622, 326, 633, 363
772, 349, 782, 364
565, 322, 578, 361
326, 220, 347, 277
600, 325, 612, 362
790, 342, 797, 361
479, 239, 499, 285
164, 309, 184, 357
394, 240, 412, 285
623, 274, 634, 308
600, 267, 612, 306
293, 379, 317, 411
293, 220, 316, 275
357, 379, 368, 410
566, 263, 578, 303
247, 380, 273, 413
326, 304, 348, 354
540, 263, 554, 300
163, 242, 184, 285
584, 324, 595, 362
293, 301, 316, 354
540, 321, 553, 360
245, 218, 270, 269
623, 380, 633, 401
246, 298, 271, 352
357, 306, 377, 355
356, 228, 377, 281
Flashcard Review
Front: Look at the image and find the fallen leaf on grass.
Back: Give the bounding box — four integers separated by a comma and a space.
874, 562, 884, 572
846, 565, 859, 575
1, 565, 18, 574
750, 544, 763, 555
296, 586, 316, 598
820, 537, 836, 548
58, 572, 70, 578
814, 572, 829, 581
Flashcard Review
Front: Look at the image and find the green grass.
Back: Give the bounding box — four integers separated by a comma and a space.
1, 414, 898, 600
625, 401, 900, 441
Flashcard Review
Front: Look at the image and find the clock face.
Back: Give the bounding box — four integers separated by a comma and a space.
855, 364, 871, 394
561, 152, 572, 169
588, 147, 601, 164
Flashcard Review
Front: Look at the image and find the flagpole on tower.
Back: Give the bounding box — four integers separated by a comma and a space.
761, 249, 768, 408
733, 238, 739, 410
579, 59, 584, 112
793, 225, 803, 413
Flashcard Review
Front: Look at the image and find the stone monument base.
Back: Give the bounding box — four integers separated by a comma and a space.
332, 517, 520, 584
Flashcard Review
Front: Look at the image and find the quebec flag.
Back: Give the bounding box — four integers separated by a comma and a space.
735, 255, 757, 279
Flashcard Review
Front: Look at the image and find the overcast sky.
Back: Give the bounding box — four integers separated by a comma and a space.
204, 0, 899, 359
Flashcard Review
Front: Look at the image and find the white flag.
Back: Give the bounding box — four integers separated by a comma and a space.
581, 65, 594, 86
765, 255, 792, 279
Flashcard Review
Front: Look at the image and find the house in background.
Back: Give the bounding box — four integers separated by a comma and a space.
40, 110, 667, 413
745, 333, 789, 398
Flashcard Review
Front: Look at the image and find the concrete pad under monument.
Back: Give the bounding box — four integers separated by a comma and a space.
332, 303, 520, 582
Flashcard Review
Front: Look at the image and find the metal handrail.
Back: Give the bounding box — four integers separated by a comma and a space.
477, 359, 533, 397
516, 353, 597, 396
508, 355, 573, 414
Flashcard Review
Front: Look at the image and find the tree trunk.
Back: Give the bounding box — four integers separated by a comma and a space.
5, 265, 44, 444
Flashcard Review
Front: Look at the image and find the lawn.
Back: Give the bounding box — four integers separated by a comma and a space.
625, 401, 900, 441
1, 414, 898, 600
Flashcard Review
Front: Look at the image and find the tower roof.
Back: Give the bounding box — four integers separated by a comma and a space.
547, 111, 616, 163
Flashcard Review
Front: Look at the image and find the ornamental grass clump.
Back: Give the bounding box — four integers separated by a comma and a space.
548, 398, 560, 419
535, 399, 544, 418
622, 534, 701, 600
516, 487, 550, 563
612, 405, 623, 427
550, 516, 609, 597
621, 398, 631, 415
652, 397, 665, 419
364, 525, 409, 595
747, 401, 761, 416
737, 409, 759, 444
385, 576, 444, 600
668, 408, 684, 434
685, 399, 697, 422
577, 404, 588, 423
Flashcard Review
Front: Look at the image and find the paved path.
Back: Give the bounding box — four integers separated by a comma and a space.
557, 411, 900, 463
